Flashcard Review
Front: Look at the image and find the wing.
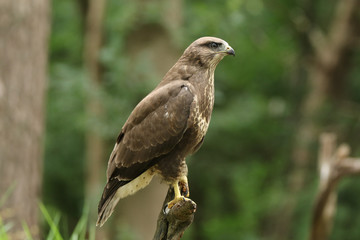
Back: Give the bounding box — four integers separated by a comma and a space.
107, 80, 195, 181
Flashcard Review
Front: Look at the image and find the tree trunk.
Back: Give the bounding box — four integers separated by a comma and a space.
0, 0, 50, 239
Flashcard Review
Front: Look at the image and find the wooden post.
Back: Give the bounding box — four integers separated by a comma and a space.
153, 187, 196, 240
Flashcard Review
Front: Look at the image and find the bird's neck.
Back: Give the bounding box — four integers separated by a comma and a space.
160, 59, 216, 88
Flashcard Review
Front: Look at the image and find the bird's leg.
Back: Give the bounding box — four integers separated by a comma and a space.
166, 181, 183, 210
173, 181, 182, 199
166, 176, 190, 210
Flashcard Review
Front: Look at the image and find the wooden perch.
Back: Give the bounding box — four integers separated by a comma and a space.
153, 187, 196, 240
310, 133, 360, 240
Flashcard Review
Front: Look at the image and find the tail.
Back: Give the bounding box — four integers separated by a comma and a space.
96, 192, 119, 227
96, 179, 129, 227
96, 168, 156, 226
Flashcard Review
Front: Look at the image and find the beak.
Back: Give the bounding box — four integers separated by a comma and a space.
226, 46, 235, 56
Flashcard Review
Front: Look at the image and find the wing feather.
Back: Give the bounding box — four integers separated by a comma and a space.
106, 81, 195, 181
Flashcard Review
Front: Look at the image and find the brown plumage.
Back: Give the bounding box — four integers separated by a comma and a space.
96, 36, 235, 227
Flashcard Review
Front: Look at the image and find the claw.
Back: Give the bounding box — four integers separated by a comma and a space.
167, 197, 181, 209
163, 203, 170, 214
165, 196, 191, 213
164, 178, 191, 214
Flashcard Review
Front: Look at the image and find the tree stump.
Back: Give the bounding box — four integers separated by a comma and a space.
153, 187, 196, 240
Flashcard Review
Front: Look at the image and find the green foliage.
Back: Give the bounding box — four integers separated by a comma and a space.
21, 222, 34, 240
40, 203, 64, 240
44, 63, 86, 222
0, 204, 94, 240
0, 218, 10, 240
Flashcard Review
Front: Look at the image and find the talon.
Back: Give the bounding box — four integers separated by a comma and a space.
163, 203, 170, 214
166, 196, 191, 210
166, 197, 181, 210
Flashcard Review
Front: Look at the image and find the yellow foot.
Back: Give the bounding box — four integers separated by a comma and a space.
164, 196, 191, 214
163, 178, 191, 214
167, 196, 191, 209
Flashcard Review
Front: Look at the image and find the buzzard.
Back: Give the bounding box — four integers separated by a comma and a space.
97, 36, 235, 227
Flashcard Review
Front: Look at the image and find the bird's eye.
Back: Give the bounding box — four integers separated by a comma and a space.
209, 42, 218, 49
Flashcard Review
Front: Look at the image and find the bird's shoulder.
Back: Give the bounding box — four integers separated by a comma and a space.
123, 80, 197, 132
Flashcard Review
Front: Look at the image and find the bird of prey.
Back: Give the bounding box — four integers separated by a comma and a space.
96, 36, 235, 227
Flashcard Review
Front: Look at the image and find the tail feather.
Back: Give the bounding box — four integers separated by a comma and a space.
96, 192, 120, 227
96, 168, 156, 227
96, 179, 129, 227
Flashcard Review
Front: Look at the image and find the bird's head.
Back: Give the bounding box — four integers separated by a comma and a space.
181, 36, 235, 68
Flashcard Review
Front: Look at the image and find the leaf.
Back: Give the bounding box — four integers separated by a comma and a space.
39, 203, 63, 240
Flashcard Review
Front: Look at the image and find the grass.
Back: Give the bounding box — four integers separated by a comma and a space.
0, 203, 95, 240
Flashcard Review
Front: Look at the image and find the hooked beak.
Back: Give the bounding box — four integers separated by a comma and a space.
226, 46, 235, 56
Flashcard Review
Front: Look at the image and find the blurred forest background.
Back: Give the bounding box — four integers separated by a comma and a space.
1, 0, 360, 239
